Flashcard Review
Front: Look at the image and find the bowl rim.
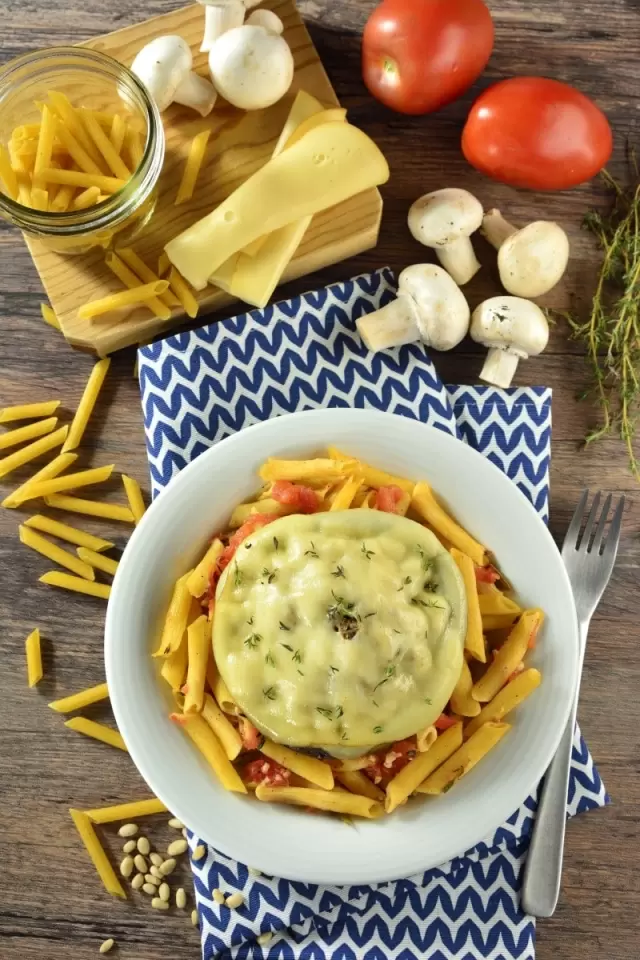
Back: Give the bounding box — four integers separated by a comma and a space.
105, 408, 578, 884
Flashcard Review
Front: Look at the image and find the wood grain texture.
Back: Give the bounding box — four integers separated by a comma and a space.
24, 0, 382, 355
0, 1, 639, 959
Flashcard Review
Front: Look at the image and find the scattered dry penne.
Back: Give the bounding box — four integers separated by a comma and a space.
76, 546, 119, 576
40, 570, 111, 599
84, 797, 167, 823
78, 281, 169, 321
0, 400, 60, 423
69, 808, 126, 898
63, 358, 110, 453
121, 474, 146, 524
25, 628, 43, 687
118, 248, 179, 308
49, 681, 109, 713
0, 415, 58, 450
0, 425, 69, 479
105, 253, 171, 321
40, 303, 61, 330
19, 525, 95, 580
24, 514, 113, 552
168, 268, 199, 319
44, 493, 133, 523
176, 130, 211, 205
64, 717, 127, 751
2, 453, 78, 509
15, 463, 114, 502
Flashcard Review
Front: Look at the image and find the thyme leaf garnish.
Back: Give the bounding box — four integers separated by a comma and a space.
263, 685, 277, 701
265, 652, 276, 667
261, 567, 276, 584
331, 564, 346, 579
373, 725, 383, 734
233, 563, 244, 587
305, 542, 319, 558
273, 536, 279, 550
292, 650, 302, 664
279, 621, 290, 631
244, 633, 262, 650
398, 575, 412, 591
280, 642, 293, 652
361, 543, 375, 560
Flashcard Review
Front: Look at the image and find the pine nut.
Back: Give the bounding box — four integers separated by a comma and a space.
176, 888, 187, 909
142, 883, 158, 896
258, 932, 273, 946
192, 844, 206, 861
168, 817, 184, 829
150, 865, 163, 880
137, 836, 150, 855
99, 938, 115, 954
150, 852, 163, 867
152, 897, 169, 910
118, 823, 138, 838
159, 882, 170, 902
167, 838, 188, 857
212, 888, 225, 905
134, 854, 147, 873
160, 858, 176, 875
122, 840, 136, 854
145, 873, 160, 886
119, 856, 134, 878
131, 873, 144, 891
225, 892, 245, 910
191, 909, 199, 927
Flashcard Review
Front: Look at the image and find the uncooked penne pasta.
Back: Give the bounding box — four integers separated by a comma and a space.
40, 571, 111, 599
451, 548, 485, 663
44, 494, 134, 523
105, 253, 171, 321
2, 452, 78, 509
78, 281, 169, 320
25, 628, 43, 687
121, 474, 147, 524
49, 681, 109, 713
0, 425, 68, 479
168, 268, 199, 319
389, 722, 464, 809
449, 658, 481, 718
261, 740, 334, 790
19, 525, 95, 580
63, 358, 111, 453
175, 712, 247, 793
0, 400, 60, 422
176, 130, 211, 205
417, 722, 510, 795
15, 464, 114, 503
77, 547, 119, 576
335, 769, 385, 803
40, 303, 61, 330
186, 539, 223, 597
24, 514, 113, 552
412, 483, 486, 566
0, 415, 58, 450
65, 717, 127, 751
117, 248, 179, 308
472, 610, 544, 703
201, 694, 243, 760
153, 573, 193, 657
69, 809, 126, 898
84, 797, 167, 823
465, 669, 542, 739
183, 615, 209, 714
255, 785, 383, 819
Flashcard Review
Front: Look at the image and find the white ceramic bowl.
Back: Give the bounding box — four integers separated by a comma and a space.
105, 409, 578, 885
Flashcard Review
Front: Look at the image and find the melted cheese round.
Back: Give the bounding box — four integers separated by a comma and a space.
213, 510, 466, 751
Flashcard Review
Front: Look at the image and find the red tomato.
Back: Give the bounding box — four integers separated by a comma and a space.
475, 564, 500, 585
218, 512, 279, 571
362, 0, 494, 115
238, 716, 263, 751
271, 479, 320, 513
375, 484, 404, 513
434, 713, 458, 731
244, 758, 291, 787
364, 738, 417, 786
462, 77, 613, 190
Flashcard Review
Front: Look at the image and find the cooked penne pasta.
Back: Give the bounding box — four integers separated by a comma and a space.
261, 740, 334, 790
450, 658, 481, 718
84, 797, 167, 823
25, 628, 43, 687
2, 453, 78, 508
255, 785, 383, 818
259, 458, 351, 484
44, 493, 134, 523
161, 632, 189, 692
24, 514, 113, 552
16, 463, 114, 502
40, 570, 111, 599
176, 712, 247, 793
329, 474, 362, 511
40, 303, 61, 330
0, 400, 60, 423
213, 674, 239, 715
184, 615, 209, 713
412, 483, 486, 566
0, 415, 58, 450
187, 539, 223, 597
69, 808, 126, 898
478, 586, 521, 632
451, 547, 485, 662
387, 722, 464, 811
121, 474, 147, 524
482, 614, 519, 632
154, 573, 193, 657
465, 669, 542, 739
105, 253, 171, 321
78, 281, 169, 321
201, 694, 243, 760
49, 681, 109, 713
77, 546, 119, 576
65, 717, 127, 751
417, 722, 510, 795
335, 769, 385, 802
19, 525, 95, 580
327, 446, 415, 494
63, 358, 110, 453
416, 724, 438, 752
117, 248, 179, 308
472, 609, 544, 703
176, 129, 211, 204
229, 498, 292, 528
168, 268, 199, 319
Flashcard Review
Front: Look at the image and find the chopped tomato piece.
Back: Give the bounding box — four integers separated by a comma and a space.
475, 564, 501, 584
243, 757, 291, 787
218, 513, 279, 572
271, 479, 320, 513
363, 738, 417, 786
238, 716, 263, 751
375, 484, 404, 513
435, 713, 458, 731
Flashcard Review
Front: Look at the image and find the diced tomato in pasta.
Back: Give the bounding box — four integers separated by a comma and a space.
475, 564, 501, 584
375, 485, 404, 513
363, 738, 417, 786
272, 479, 320, 513
244, 757, 291, 787
238, 716, 263, 751
218, 513, 279, 572
434, 713, 458, 731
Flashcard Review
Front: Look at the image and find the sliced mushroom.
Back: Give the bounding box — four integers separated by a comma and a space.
357, 264, 470, 353
208, 24, 293, 110
470, 296, 549, 387
408, 188, 484, 286
199, 1, 246, 53
482, 209, 570, 298
131, 36, 217, 116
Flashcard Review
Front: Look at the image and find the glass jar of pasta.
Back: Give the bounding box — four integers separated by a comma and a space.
0, 47, 165, 254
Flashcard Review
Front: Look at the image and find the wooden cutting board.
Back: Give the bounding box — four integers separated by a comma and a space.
25, 0, 383, 355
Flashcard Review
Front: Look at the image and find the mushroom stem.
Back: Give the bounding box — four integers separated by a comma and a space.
436, 236, 481, 286
201, 2, 245, 53
479, 348, 521, 388
173, 72, 218, 116
356, 296, 421, 352
481, 209, 518, 249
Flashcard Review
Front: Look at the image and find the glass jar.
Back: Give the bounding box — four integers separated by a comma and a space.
0, 47, 165, 254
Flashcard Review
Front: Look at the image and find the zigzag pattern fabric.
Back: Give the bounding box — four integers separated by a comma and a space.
138, 270, 608, 960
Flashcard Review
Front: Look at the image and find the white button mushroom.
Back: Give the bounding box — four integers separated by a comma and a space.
199, 2, 246, 54
408, 188, 484, 286
245, 9, 284, 34
356, 264, 470, 353
131, 36, 217, 116
481, 208, 570, 298
208, 24, 294, 110
470, 296, 549, 388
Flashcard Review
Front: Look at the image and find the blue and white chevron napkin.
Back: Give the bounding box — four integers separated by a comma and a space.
138, 268, 608, 960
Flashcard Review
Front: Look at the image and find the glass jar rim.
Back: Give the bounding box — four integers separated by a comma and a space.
0, 46, 164, 236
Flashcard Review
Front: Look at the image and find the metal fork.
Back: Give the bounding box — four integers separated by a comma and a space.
522, 490, 625, 918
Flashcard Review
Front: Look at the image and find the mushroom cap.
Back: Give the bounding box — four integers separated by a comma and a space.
498, 221, 570, 298
131, 36, 193, 112
470, 296, 549, 358
408, 188, 484, 249
209, 25, 293, 111
398, 264, 470, 351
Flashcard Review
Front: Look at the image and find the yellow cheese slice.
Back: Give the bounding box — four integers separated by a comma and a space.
165, 122, 390, 290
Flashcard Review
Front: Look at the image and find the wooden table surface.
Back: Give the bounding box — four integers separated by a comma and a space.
1, 1, 638, 958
